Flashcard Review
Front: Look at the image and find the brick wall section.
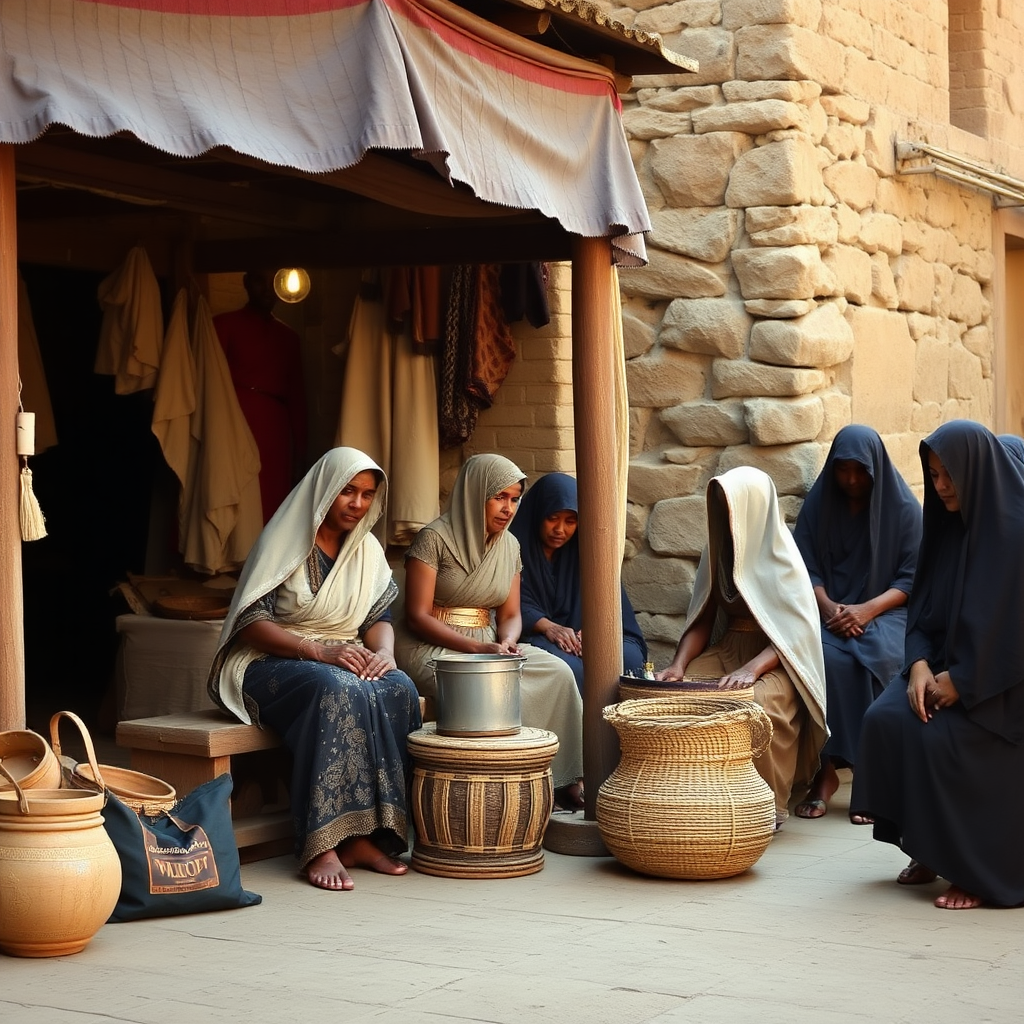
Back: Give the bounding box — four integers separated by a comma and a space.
440, 262, 576, 503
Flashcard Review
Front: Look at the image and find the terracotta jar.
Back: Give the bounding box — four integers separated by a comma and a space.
0, 766, 121, 957
0, 729, 61, 790
597, 697, 775, 881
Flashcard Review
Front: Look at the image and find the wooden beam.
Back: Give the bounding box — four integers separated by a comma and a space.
15, 143, 331, 233
571, 234, 622, 817
0, 144, 25, 730
193, 222, 574, 271
216, 150, 522, 221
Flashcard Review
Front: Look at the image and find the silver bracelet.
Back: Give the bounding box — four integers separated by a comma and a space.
296, 637, 313, 661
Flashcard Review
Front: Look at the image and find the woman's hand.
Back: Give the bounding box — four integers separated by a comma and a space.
719, 664, 759, 689
719, 645, 779, 690
907, 659, 936, 722
544, 622, 582, 656
927, 670, 959, 714
656, 660, 687, 682
825, 603, 872, 638
480, 637, 522, 656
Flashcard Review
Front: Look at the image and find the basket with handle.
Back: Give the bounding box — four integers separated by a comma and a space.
50, 710, 177, 816
0, 728, 62, 792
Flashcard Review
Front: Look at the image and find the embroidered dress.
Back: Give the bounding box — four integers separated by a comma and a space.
209, 448, 421, 869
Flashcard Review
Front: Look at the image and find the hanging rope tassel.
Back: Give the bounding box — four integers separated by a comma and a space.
19, 461, 47, 541
16, 410, 46, 541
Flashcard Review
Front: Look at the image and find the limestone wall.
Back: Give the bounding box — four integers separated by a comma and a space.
599, 0, 1024, 662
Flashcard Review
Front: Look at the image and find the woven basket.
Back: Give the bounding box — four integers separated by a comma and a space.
50, 711, 177, 816
618, 674, 755, 704
597, 697, 775, 880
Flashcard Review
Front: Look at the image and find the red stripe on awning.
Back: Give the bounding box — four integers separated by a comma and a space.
80, 0, 361, 13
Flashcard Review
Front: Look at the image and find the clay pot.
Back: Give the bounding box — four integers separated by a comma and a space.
0, 765, 121, 957
597, 697, 775, 880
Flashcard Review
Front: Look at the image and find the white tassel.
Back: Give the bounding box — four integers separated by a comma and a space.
20, 462, 47, 541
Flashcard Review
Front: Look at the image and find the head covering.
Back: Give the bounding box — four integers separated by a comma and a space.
998, 433, 1024, 468
911, 420, 1024, 741
685, 467, 826, 732
209, 447, 393, 723
509, 472, 645, 648
794, 424, 921, 603
431, 453, 526, 573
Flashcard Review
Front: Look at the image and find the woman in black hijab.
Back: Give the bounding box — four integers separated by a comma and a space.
793, 426, 921, 821
853, 420, 1024, 909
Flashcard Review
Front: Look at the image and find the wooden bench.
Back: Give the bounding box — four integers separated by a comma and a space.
116, 697, 431, 862
116, 710, 294, 861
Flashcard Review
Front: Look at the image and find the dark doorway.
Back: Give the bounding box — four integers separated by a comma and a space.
19, 264, 165, 734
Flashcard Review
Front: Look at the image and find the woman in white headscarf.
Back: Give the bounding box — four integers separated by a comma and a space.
208, 448, 422, 892
657, 467, 827, 828
396, 453, 584, 807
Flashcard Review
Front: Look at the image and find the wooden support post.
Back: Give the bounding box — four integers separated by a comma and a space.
571, 235, 623, 819
0, 144, 26, 730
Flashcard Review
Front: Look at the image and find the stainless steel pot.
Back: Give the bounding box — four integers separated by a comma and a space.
427, 654, 525, 737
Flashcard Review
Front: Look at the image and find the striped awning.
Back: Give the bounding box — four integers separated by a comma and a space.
0, 0, 660, 263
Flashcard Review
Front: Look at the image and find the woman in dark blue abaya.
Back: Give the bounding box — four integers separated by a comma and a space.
793, 425, 921, 821
509, 472, 647, 693
853, 420, 1024, 909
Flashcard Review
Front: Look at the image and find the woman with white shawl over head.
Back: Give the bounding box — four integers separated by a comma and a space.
656, 467, 827, 828
396, 454, 585, 809
208, 448, 422, 891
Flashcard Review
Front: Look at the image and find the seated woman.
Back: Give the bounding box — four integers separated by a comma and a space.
793, 425, 921, 822
208, 447, 422, 892
852, 420, 1024, 910
395, 454, 584, 807
509, 472, 647, 694
656, 467, 827, 828
999, 432, 1024, 468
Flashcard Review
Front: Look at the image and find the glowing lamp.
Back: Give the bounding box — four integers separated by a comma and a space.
273, 267, 311, 303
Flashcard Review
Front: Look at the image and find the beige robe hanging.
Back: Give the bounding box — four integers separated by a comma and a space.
335, 271, 439, 545
180, 296, 262, 575
151, 289, 196, 495
94, 246, 163, 394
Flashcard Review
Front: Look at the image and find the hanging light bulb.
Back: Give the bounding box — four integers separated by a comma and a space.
273, 267, 311, 303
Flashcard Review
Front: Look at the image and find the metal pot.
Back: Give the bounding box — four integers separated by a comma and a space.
428, 654, 525, 737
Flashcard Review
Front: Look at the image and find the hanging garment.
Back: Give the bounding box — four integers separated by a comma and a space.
94, 246, 163, 394
180, 296, 262, 575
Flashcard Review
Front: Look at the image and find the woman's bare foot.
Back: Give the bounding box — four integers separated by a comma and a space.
338, 836, 408, 875
794, 760, 839, 819
305, 850, 354, 891
848, 812, 874, 825
897, 860, 937, 885
935, 885, 982, 910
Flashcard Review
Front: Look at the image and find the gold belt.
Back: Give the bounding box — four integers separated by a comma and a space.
728, 617, 761, 633
431, 605, 491, 629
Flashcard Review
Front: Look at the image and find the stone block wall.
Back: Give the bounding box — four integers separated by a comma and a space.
598, 0, 1024, 662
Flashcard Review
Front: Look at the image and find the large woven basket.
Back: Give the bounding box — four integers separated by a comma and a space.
597, 697, 775, 880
